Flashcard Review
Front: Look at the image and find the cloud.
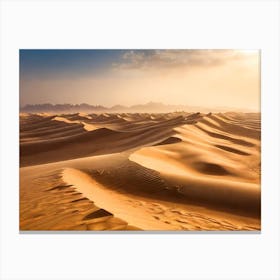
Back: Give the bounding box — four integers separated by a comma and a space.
113, 49, 250, 71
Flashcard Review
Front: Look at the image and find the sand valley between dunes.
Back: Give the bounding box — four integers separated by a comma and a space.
20, 112, 261, 231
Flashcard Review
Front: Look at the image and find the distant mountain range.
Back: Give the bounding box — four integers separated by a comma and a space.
20, 102, 254, 113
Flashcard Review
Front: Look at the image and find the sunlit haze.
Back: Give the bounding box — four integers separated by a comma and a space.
20, 49, 260, 111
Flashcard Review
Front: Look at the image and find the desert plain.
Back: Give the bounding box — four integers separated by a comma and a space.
20, 111, 261, 231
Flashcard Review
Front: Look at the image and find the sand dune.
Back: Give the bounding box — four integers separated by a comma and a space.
20, 112, 261, 230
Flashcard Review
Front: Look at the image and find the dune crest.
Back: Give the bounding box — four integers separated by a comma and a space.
53, 116, 97, 131
20, 112, 261, 230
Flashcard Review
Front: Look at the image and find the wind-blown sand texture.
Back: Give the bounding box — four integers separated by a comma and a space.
20, 112, 261, 231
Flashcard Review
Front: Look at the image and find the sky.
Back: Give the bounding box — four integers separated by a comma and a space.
20, 49, 260, 111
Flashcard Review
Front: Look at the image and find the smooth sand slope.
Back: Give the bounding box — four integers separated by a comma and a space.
20, 112, 261, 230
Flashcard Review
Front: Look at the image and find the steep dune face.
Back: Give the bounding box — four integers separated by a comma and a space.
20, 166, 139, 231
20, 112, 261, 230
20, 113, 189, 166
129, 113, 260, 216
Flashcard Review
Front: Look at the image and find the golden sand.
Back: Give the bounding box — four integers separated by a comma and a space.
20, 112, 261, 230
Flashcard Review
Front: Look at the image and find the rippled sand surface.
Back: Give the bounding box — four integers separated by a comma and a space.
20, 112, 260, 231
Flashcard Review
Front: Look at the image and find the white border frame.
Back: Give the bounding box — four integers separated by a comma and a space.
1, 1, 280, 279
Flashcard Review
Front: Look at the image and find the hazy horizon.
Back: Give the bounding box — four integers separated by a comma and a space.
20, 101, 259, 112
20, 50, 261, 232
20, 49, 260, 111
